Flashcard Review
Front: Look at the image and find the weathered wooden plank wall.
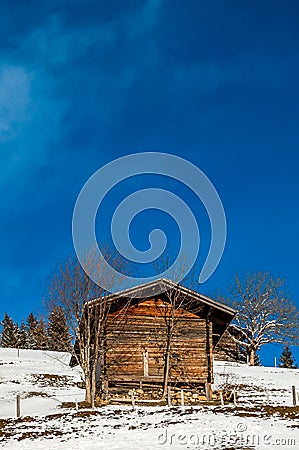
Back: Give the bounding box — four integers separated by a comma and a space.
106, 298, 211, 384
214, 329, 240, 362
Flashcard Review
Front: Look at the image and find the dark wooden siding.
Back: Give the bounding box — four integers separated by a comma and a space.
214, 329, 239, 362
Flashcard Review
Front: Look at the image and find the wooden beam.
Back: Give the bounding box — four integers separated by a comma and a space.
205, 307, 213, 399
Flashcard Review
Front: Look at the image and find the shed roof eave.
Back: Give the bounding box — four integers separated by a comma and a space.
88, 277, 236, 318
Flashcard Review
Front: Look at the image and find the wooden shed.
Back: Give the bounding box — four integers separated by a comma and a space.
71, 278, 236, 394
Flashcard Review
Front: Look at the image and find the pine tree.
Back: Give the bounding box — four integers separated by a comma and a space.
254, 352, 262, 366
0, 313, 19, 348
35, 318, 49, 350
279, 345, 297, 369
26, 313, 39, 349
17, 320, 29, 349
47, 306, 72, 352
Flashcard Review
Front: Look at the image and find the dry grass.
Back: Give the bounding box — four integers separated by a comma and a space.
30, 373, 76, 388
212, 405, 299, 421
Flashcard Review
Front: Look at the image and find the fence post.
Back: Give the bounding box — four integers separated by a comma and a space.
219, 390, 224, 406
233, 389, 238, 406
167, 386, 172, 407
205, 381, 211, 401
131, 389, 135, 410
16, 394, 21, 418
292, 386, 296, 406
180, 389, 184, 407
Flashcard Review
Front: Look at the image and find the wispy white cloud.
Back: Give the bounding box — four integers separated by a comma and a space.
0, 62, 66, 207
0, 65, 33, 138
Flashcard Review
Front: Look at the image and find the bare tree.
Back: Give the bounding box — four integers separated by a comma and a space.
220, 272, 299, 365
157, 281, 189, 399
44, 246, 128, 404
151, 257, 204, 399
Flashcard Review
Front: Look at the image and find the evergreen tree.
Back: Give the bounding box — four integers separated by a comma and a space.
0, 313, 19, 348
47, 306, 72, 352
35, 318, 49, 350
17, 320, 29, 349
26, 313, 39, 349
254, 352, 262, 366
279, 345, 297, 369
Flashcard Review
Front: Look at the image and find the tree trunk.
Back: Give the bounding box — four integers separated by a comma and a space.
249, 348, 256, 366
162, 342, 171, 399
85, 373, 92, 404
91, 366, 97, 406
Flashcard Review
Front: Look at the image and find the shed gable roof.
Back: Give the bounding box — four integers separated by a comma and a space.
90, 277, 235, 315
90, 278, 236, 344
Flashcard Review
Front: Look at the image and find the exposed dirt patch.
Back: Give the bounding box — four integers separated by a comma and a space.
17, 429, 64, 441
24, 391, 50, 398
212, 405, 299, 421
30, 373, 76, 388
0, 416, 34, 440
60, 400, 99, 409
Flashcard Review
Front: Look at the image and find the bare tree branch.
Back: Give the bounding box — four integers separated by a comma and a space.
218, 272, 299, 365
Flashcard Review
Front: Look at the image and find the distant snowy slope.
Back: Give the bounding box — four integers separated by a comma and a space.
214, 360, 299, 406
0, 348, 84, 418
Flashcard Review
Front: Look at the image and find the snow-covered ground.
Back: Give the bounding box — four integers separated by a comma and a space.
0, 348, 84, 418
0, 348, 298, 449
214, 360, 299, 406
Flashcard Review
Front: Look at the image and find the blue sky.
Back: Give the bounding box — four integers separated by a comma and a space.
0, 1, 299, 365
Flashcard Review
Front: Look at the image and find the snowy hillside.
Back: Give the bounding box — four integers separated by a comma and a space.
0, 348, 84, 418
0, 348, 299, 449
214, 360, 299, 406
